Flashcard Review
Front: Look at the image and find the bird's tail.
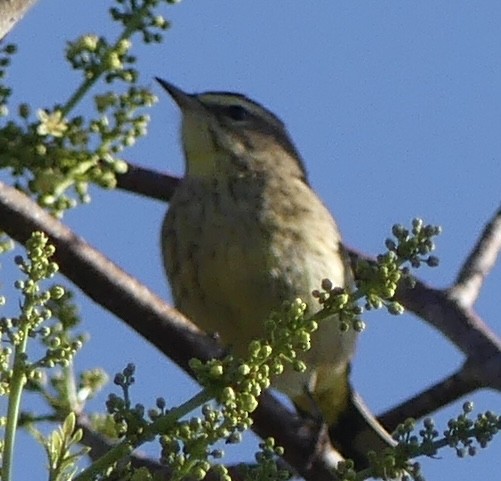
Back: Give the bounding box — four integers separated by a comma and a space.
293, 365, 395, 469
328, 389, 396, 468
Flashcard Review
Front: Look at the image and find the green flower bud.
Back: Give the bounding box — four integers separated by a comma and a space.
209, 364, 223, 378
240, 393, 258, 412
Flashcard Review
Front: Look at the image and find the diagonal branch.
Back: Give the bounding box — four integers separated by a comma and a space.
0, 0, 39, 40
114, 162, 501, 418
1, 163, 500, 478
116, 164, 501, 387
0, 180, 337, 481
0, 180, 218, 372
449, 204, 501, 307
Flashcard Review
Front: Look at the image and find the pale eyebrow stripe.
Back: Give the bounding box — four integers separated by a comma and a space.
197, 92, 285, 130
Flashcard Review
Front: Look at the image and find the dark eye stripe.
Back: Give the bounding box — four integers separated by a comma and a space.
224, 105, 251, 121
198, 92, 309, 182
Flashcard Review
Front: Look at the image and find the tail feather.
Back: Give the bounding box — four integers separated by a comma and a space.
328, 389, 395, 468
293, 365, 395, 469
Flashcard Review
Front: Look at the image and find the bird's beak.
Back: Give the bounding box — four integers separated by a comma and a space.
155, 77, 200, 111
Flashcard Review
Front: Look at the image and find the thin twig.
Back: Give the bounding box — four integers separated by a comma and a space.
77, 413, 289, 481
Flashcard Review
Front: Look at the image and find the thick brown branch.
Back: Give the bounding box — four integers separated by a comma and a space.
449, 204, 501, 307
116, 163, 501, 404
0, 180, 219, 372
0, 180, 337, 481
1, 164, 500, 477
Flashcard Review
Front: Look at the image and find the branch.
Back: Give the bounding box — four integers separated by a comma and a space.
348, 235, 501, 424
0, 180, 338, 481
116, 163, 179, 202
0, 0, 39, 40
78, 413, 173, 478
345, 250, 501, 392
0, 180, 221, 372
77, 413, 295, 481
115, 163, 501, 417
449, 204, 501, 307
1, 164, 500, 478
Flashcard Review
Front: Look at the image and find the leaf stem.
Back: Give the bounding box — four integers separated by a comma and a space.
2, 319, 31, 481
73, 388, 214, 481
61, 4, 148, 117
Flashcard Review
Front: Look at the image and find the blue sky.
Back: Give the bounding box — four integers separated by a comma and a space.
2, 1, 501, 479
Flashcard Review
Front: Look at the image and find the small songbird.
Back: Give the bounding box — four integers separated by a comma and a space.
157, 78, 393, 467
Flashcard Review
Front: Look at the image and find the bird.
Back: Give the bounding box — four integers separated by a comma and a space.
156, 77, 394, 467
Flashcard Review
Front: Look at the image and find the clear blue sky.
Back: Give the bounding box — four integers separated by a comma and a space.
2, 1, 501, 479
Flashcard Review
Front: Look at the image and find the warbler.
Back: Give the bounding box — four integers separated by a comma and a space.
157, 78, 393, 466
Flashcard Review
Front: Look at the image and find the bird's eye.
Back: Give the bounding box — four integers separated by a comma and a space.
224, 105, 250, 121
